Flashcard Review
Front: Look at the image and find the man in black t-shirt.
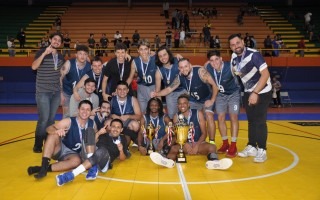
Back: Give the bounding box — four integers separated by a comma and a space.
62, 33, 71, 57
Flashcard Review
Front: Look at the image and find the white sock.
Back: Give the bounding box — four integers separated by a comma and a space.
72, 164, 86, 177
87, 153, 93, 158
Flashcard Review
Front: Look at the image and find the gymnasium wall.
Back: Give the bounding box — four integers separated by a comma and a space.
0, 57, 319, 104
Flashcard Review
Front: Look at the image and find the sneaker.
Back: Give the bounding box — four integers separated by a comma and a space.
217, 143, 229, 154
131, 143, 138, 147
254, 148, 267, 163
209, 140, 215, 145
86, 165, 99, 180
226, 142, 237, 158
27, 166, 41, 176
238, 145, 257, 158
150, 152, 175, 168
33, 146, 42, 153
56, 172, 74, 186
206, 158, 233, 170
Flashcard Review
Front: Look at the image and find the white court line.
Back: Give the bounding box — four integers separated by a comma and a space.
96, 142, 299, 185
176, 163, 192, 200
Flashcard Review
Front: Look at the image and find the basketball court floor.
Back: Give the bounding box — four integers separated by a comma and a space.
0, 105, 319, 200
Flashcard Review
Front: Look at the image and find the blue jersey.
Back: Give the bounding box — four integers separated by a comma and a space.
62, 117, 94, 153
206, 62, 240, 95
144, 114, 167, 139
230, 47, 271, 93
176, 109, 201, 142
134, 56, 157, 86
157, 57, 184, 92
86, 70, 103, 101
63, 58, 92, 95
111, 96, 134, 116
179, 67, 211, 103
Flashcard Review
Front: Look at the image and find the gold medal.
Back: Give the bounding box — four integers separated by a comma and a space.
54, 66, 58, 71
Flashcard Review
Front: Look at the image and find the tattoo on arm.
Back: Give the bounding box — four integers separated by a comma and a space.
199, 67, 209, 83
169, 76, 180, 89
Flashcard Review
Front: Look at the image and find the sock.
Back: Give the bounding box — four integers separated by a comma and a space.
27, 166, 41, 175
72, 164, 86, 177
47, 164, 52, 172
221, 136, 228, 141
231, 137, 237, 142
87, 153, 93, 158
34, 157, 50, 179
207, 152, 218, 161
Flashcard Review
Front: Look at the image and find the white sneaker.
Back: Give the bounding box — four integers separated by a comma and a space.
150, 152, 175, 168
238, 145, 257, 157
131, 143, 138, 147
206, 158, 233, 170
254, 148, 267, 163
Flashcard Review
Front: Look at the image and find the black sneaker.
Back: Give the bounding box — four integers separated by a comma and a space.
33, 146, 42, 153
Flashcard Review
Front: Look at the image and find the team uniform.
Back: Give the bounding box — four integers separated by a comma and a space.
133, 56, 157, 113
206, 61, 240, 114
176, 109, 201, 143
157, 57, 186, 119
110, 95, 135, 127
178, 67, 213, 111
62, 58, 91, 117
142, 114, 168, 150
53, 117, 95, 161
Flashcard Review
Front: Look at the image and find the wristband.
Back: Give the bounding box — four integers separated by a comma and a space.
252, 91, 259, 95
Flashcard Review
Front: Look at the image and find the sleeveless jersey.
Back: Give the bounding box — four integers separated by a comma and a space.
63, 58, 91, 95
157, 57, 184, 92
134, 56, 157, 86
144, 114, 167, 139
62, 117, 94, 153
111, 95, 134, 116
179, 67, 211, 103
206, 62, 240, 95
176, 109, 201, 142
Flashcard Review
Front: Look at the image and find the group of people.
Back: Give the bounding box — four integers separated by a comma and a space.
28, 32, 272, 187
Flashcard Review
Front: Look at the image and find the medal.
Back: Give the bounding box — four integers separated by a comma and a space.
167, 80, 170, 84
143, 75, 146, 80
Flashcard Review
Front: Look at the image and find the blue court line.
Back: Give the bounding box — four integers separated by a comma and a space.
0, 113, 319, 121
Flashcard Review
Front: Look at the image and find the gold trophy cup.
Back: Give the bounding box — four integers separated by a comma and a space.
175, 114, 190, 163
145, 122, 155, 155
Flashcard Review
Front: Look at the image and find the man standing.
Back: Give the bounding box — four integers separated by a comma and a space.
61, 45, 91, 118
62, 33, 71, 57
31, 32, 65, 153
228, 34, 272, 163
206, 50, 241, 158
132, 39, 157, 113
17, 28, 26, 49
102, 43, 134, 102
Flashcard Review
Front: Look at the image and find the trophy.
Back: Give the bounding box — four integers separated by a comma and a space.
175, 114, 190, 163
145, 121, 155, 155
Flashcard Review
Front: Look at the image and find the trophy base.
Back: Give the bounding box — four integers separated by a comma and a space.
176, 156, 187, 163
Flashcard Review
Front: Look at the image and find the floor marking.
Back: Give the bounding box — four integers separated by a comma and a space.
95, 141, 299, 185
177, 163, 192, 200
269, 121, 320, 137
